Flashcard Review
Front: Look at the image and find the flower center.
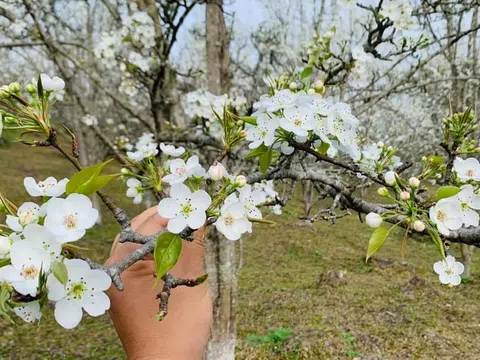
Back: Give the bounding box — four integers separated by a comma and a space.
176, 166, 187, 176
181, 201, 194, 216
67, 281, 87, 300
465, 169, 475, 178
19, 210, 36, 226
64, 214, 78, 229
260, 129, 268, 138
224, 215, 235, 226
294, 118, 303, 126
436, 210, 446, 222
21, 265, 39, 280
445, 267, 454, 275
39, 181, 54, 190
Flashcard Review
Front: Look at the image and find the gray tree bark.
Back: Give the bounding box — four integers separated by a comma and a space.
204, 1, 235, 359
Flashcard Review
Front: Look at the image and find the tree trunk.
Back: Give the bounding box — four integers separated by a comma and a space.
206, 0, 230, 95
204, 228, 237, 360
204, 1, 234, 359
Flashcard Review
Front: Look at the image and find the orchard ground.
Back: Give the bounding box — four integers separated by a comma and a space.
1, 139, 480, 360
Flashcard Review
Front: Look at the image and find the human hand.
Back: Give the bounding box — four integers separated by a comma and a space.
106, 206, 212, 360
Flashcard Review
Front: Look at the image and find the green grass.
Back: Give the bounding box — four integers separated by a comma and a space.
2, 140, 480, 359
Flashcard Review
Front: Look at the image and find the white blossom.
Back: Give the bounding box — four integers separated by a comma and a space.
44, 194, 99, 243
24, 177, 68, 198
158, 184, 212, 233
453, 157, 480, 182
246, 114, 279, 149
23, 223, 62, 262
456, 185, 480, 227
40, 74, 65, 92
280, 106, 315, 137
126, 178, 143, 205
216, 202, 252, 240
6, 202, 40, 232
14, 302, 42, 323
47, 259, 112, 329
433, 255, 464, 286
3, 240, 52, 296
81, 114, 98, 127
160, 143, 185, 157
429, 198, 463, 236
256, 89, 297, 112
127, 143, 159, 162
162, 156, 205, 185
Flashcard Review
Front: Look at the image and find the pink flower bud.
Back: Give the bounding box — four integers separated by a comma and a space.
400, 191, 410, 201
208, 164, 225, 181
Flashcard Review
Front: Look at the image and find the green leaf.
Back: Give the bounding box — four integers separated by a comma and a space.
0, 286, 13, 324
427, 155, 445, 169
154, 232, 182, 283
0, 258, 10, 268
37, 74, 43, 99
301, 67, 313, 79
436, 186, 461, 201
239, 116, 257, 126
428, 228, 445, 259
248, 217, 275, 225
259, 148, 273, 175
77, 174, 119, 196
245, 144, 268, 159
66, 159, 114, 195
51, 261, 68, 285
195, 274, 208, 284
366, 226, 389, 261
316, 141, 330, 155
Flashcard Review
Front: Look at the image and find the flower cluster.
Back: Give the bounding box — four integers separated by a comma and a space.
0, 177, 111, 328
248, 87, 370, 163
380, 0, 413, 30
156, 153, 280, 240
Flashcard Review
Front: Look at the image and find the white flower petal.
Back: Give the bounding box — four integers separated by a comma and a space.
54, 298, 83, 329
82, 292, 110, 317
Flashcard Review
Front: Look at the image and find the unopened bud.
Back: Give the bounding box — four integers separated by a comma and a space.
377, 141, 384, 148
387, 146, 393, 151
235, 175, 247, 188
8, 82, 20, 93
400, 191, 410, 201
0, 85, 9, 98
208, 164, 225, 181
0, 236, 11, 256
26, 84, 36, 93
412, 220, 425, 232
121, 168, 129, 174
377, 187, 389, 197
236, 120, 243, 127
472, 125, 479, 131
239, 130, 247, 138
384, 171, 397, 186
289, 82, 298, 90
366, 212, 382, 228
307, 88, 316, 95
408, 177, 420, 188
